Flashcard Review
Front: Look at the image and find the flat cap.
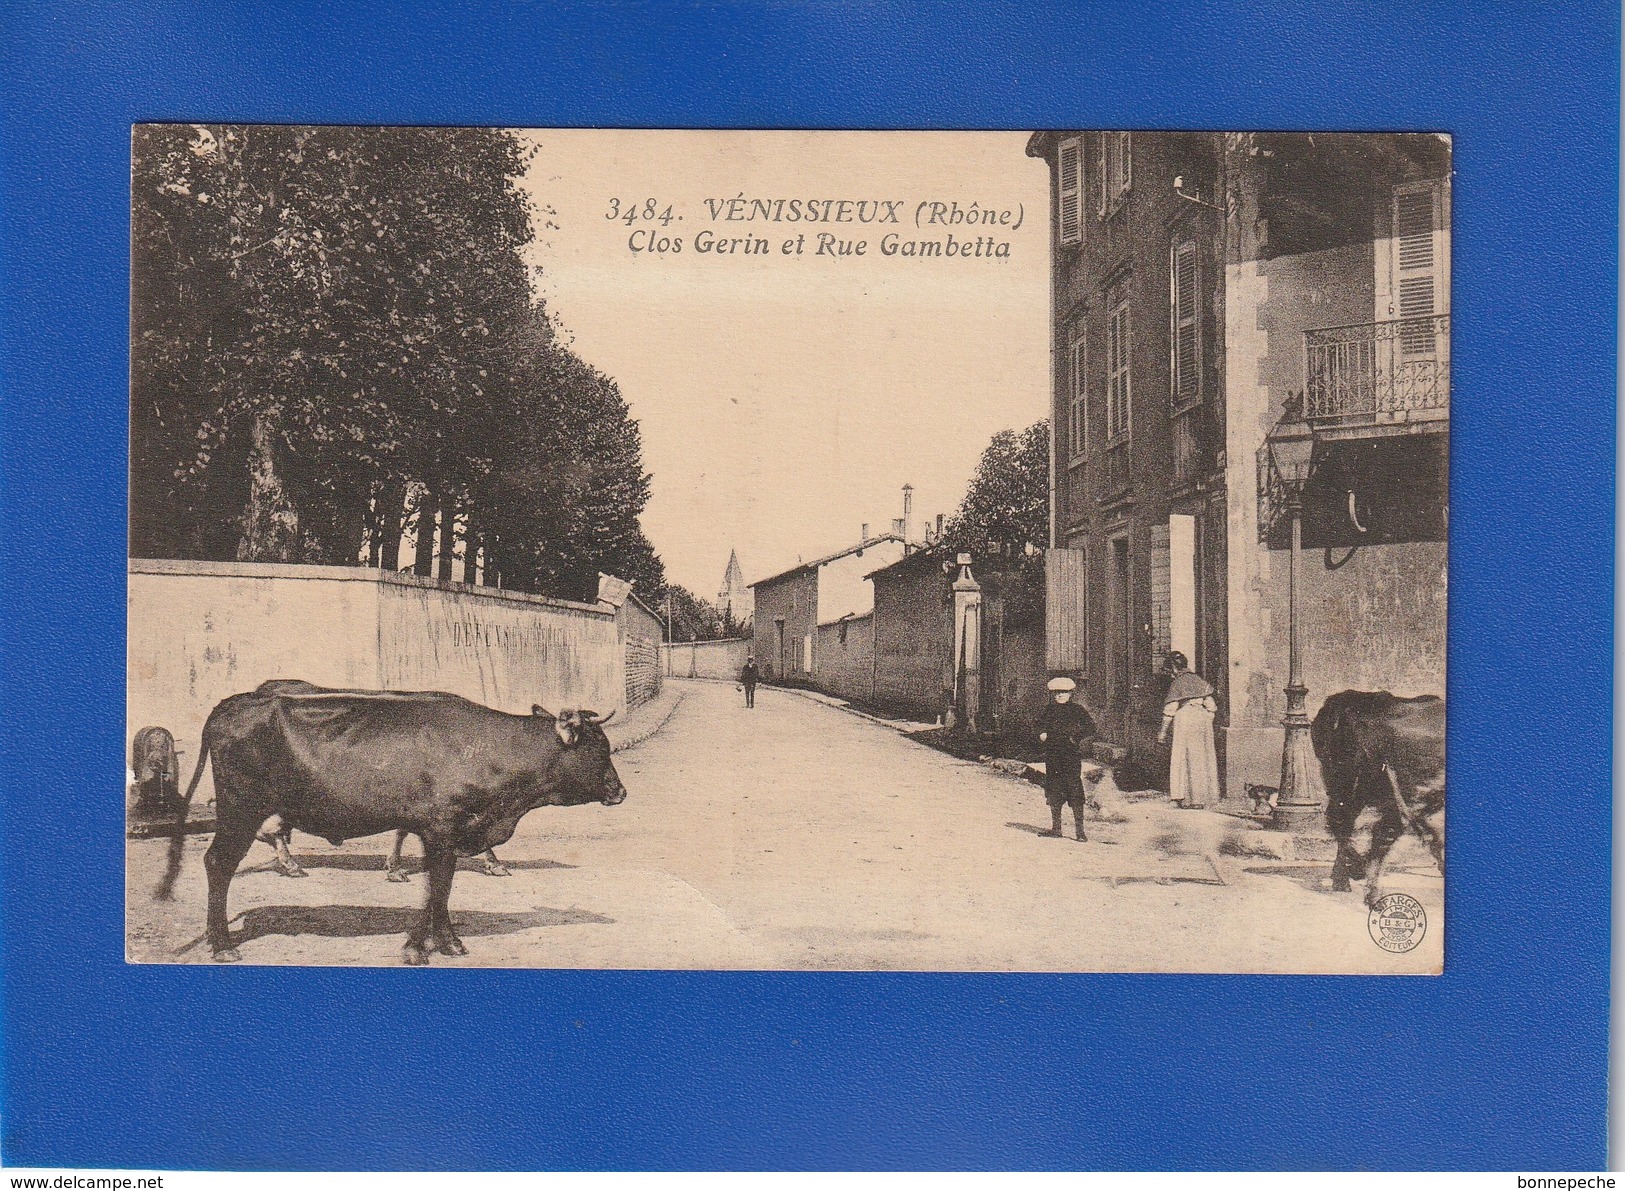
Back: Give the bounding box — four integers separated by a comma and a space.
1047, 676, 1076, 692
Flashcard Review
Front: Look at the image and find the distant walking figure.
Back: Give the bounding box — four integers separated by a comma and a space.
1158, 651, 1220, 810
1037, 676, 1096, 842
740, 656, 760, 709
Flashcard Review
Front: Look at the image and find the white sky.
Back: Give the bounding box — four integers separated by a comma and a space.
518, 130, 1049, 598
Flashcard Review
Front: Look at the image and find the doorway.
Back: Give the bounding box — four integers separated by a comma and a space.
1109, 534, 1132, 716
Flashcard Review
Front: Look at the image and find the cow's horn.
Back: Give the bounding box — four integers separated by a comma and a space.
587, 708, 616, 727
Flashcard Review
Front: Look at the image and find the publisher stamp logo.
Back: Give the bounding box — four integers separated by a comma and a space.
1368, 893, 1427, 953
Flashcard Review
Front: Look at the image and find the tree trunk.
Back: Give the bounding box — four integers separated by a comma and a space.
377, 478, 406, 571
461, 506, 479, 584
437, 497, 457, 583
412, 485, 438, 577
235, 410, 302, 563
364, 481, 383, 567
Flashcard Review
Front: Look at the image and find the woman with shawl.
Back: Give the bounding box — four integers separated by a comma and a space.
1157, 651, 1220, 809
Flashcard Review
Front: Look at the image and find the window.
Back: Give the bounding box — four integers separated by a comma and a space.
1106, 293, 1132, 441
1067, 328, 1087, 459
1057, 137, 1084, 246
1099, 132, 1132, 215
1169, 238, 1201, 408
1390, 180, 1449, 356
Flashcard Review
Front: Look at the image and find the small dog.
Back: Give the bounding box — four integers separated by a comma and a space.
1245, 783, 1278, 817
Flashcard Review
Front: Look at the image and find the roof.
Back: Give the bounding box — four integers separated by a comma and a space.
865, 545, 950, 582
866, 546, 1038, 585
750, 533, 904, 590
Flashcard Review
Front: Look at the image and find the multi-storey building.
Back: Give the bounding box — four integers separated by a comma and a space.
1028, 130, 1449, 797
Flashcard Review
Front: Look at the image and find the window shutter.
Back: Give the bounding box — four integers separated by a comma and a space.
1105, 307, 1117, 435
1069, 335, 1087, 456
1098, 134, 1109, 215
1394, 184, 1442, 355
1148, 523, 1171, 673
1045, 547, 1088, 671
1105, 298, 1132, 440
1058, 138, 1082, 245
1171, 240, 1199, 406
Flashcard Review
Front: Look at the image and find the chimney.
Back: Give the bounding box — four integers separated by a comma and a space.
936, 513, 945, 538
861, 522, 870, 542
902, 484, 914, 546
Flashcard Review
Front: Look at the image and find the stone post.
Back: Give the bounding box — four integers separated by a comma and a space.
952, 553, 982, 734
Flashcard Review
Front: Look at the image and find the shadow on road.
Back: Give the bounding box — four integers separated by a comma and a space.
1243, 862, 1338, 893
1004, 820, 1051, 836
240, 854, 577, 876
174, 902, 615, 956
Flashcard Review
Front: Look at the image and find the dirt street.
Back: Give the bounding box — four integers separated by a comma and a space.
126, 678, 1443, 972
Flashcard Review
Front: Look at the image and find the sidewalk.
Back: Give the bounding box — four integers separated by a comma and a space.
782, 684, 940, 734
606, 683, 685, 753
775, 680, 1350, 870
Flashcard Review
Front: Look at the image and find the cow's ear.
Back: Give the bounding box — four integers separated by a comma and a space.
555, 709, 580, 747
532, 704, 554, 719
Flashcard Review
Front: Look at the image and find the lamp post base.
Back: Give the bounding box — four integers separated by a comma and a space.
1272, 683, 1324, 832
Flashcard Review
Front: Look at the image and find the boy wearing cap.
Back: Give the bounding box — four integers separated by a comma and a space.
1037, 676, 1096, 841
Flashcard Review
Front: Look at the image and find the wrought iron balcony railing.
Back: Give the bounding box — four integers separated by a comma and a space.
1304, 313, 1449, 435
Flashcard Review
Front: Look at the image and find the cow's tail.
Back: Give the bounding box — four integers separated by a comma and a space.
155, 724, 212, 901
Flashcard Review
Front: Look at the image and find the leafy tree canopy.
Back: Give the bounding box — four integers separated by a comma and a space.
131, 124, 665, 603
660, 584, 728, 643
944, 420, 1050, 555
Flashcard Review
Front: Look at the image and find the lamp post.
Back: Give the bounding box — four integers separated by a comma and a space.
1258, 394, 1324, 830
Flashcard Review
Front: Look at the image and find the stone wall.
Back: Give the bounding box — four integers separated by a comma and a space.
128, 559, 623, 796
871, 555, 954, 722
618, 596, 664, 709
661, 638, 750, 681
814, 614, 875, 704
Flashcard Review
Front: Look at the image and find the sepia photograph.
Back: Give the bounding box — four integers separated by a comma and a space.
125, 127, 1448, 973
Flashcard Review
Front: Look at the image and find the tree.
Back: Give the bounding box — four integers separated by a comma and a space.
474, 303, 665, 603
130, 125, 669, 605
660, 585, 724, 643
943, 420, 1050, 555
132, 124, 536, 565
943, 419, 1051, 629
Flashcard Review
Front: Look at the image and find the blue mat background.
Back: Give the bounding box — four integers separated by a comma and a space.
0, 0, 1616, 1170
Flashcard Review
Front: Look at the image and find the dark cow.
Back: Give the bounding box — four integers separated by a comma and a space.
245, 682, 510, 881
160, 680, 627, 964
1310, 690, 1445, 907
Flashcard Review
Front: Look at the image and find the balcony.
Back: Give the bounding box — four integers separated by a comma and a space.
1303, 313, 1449, 440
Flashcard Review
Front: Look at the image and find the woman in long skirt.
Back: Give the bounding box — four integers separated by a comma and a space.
1157, 651, 1220, 810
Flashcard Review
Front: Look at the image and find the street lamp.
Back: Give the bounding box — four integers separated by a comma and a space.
1257, 392, 1324, 830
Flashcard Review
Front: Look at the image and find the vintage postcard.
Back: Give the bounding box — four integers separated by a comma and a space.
126, 127, 1447, 973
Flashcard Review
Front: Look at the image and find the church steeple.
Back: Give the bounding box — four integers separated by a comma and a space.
718, 549, 752, 629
